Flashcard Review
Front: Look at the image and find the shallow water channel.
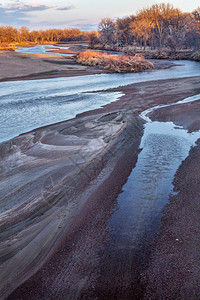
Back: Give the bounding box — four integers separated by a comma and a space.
94, 94, 200, 297
109, 93, 200, 248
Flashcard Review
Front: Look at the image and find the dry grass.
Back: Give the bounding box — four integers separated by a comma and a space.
0, 42, 58, 51
76, 50, 154, 73
0, 43, 18, 50
0, 42, 37, 50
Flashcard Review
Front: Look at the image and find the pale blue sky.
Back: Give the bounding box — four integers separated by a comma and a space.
0, 0, 199, 30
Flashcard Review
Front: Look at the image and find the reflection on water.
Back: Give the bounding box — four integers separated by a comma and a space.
109, 119, 200, 246
96, 94, 200, 296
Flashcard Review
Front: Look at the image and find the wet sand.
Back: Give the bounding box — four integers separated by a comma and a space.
0, 50, 102, 82
0, 75, 200, 299
149, 99, 200, 132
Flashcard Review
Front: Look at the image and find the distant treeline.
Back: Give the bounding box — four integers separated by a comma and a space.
0, 26, 89, 45
90, 3, 200, 51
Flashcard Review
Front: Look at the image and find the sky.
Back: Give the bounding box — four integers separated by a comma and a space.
0, 0, 199, 30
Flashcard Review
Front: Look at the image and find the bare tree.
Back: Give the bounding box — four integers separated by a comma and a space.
116, 16, 135, 45
130, 10, 154, 50
98, 17, 116, 44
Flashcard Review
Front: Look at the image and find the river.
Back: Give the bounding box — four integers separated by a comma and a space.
0, 60, 199, 143
16, 44, 73, 56
1, 58, 200, 299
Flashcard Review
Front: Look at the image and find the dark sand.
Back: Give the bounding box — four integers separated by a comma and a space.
0, 74, 199, 299
150, 99, 200, 132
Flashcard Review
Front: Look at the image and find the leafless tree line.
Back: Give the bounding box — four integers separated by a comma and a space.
93, 3, 200, 51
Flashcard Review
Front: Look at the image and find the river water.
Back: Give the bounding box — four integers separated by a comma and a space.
1, 58, 200, 298
16, 44, 73, 56
0, 60, 199, 143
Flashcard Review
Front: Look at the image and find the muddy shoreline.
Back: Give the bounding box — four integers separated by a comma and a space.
0, 73, 199, 299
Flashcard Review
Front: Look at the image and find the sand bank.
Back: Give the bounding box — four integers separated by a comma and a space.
0, 76, 199, 299
0, 51, 102, 82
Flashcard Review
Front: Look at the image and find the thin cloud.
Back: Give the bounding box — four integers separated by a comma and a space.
4, 2, 51, 12
0, 1, 79, 28
72, 23, 98, 31
0, 5, 29, 26
2, 2, 76, 12
55, 5, 76, 11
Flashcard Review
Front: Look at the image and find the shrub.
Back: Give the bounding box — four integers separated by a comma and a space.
76, 50, 154, 73
192, 51, 200, 61
0, 43, 18, 50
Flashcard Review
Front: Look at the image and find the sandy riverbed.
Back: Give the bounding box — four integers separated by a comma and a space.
0, 74, 199, 299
